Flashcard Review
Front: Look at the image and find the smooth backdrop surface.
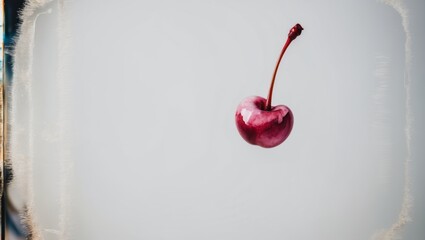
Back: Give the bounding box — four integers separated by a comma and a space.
19, 0, 425, 239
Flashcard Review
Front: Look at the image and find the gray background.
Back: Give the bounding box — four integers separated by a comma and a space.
25, 0, 425, 239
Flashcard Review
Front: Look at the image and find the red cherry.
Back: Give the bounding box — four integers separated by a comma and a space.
235, 96, 294, 148
235, 23, 303, 148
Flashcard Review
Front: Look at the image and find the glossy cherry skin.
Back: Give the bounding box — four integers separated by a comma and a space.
235, 96, 294, 148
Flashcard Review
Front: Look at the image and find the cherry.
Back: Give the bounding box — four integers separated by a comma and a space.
235, 23, 303, 148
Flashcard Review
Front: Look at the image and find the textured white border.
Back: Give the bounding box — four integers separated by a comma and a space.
372, 0, 413, 239
9, 0, 71, 239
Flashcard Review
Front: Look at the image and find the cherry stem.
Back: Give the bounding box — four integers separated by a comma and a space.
265, 23, 303, 111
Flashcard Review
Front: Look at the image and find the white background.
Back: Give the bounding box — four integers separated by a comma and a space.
22, 0, 425, 239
